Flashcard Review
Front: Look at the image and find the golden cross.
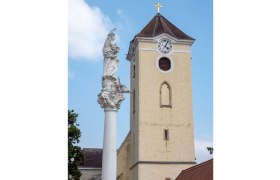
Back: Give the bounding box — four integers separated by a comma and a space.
154, 2, 163, 13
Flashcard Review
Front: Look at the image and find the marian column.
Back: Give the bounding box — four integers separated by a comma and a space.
97, 29, 129, 180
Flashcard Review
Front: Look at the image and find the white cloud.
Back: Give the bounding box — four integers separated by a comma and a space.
195, 139, 213, 163
68, 0, 114, 61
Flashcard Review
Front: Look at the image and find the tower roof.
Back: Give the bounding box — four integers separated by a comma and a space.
136, 13, 194, 40
126, 13, 194, 61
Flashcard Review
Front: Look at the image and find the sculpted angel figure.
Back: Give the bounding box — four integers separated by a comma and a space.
102, 29, 120, 78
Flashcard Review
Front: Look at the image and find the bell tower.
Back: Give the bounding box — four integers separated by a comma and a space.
126, 12, 196, 180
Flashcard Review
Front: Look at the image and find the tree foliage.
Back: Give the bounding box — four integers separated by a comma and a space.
68, 110, 84, 180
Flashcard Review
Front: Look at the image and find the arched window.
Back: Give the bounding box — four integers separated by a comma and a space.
160, 81, 172, 108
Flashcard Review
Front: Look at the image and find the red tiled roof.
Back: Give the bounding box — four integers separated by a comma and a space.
175, 159, 213, 180
79, 148, 103, 168
136, 13, 194, 40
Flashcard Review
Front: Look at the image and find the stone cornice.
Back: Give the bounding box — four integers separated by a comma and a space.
130, 161, 196, 170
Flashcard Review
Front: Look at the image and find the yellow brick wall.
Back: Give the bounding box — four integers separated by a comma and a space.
117, 133, 132, 180
131, 38, 196, 180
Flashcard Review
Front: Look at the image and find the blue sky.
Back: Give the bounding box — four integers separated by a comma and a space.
68, 0, 213, 163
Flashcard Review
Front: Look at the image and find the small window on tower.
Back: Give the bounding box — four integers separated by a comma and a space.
133, 89, 135, 114
133, 65, 136, 78
159, 57, 171, 71
165, 178, 171, 180
164, 129, 169, 140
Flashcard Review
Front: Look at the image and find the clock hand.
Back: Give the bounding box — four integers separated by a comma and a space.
163, 41, 168, 49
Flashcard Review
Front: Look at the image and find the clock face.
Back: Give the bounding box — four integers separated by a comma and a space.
158, 39, 173, 54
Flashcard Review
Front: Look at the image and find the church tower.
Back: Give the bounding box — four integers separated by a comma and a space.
126, 12, 196, 180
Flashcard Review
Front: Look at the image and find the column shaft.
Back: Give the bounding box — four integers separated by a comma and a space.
102, 110, 117, 180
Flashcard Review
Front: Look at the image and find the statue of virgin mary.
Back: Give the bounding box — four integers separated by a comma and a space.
102, 29, 120, 79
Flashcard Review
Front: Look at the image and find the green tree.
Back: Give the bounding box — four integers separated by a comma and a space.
68, 110, 84, 180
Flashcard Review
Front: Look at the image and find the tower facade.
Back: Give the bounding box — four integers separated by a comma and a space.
126, 13, 196, 180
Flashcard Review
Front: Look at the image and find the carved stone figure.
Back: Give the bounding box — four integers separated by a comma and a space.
98, 29, 129, 110
98, 76, 129, 110
102, 30, 120, 78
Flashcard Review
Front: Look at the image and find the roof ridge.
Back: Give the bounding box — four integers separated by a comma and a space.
161, 15, 194, 40
152, 15, 159, 37
159, 16, 177, 38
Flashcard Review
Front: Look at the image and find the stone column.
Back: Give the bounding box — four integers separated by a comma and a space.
101, 109, 117, 180
97, 29, 129, 180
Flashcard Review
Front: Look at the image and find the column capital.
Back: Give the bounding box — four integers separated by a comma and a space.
98, 76, 129, 110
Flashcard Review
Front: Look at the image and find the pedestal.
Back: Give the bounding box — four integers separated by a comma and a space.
101, 109, 117, 180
